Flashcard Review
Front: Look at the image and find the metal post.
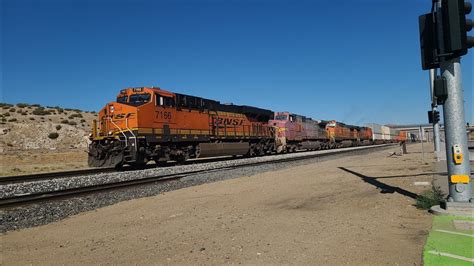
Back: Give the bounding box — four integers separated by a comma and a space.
429, 69, 442, 160
435, 1, 473, 203
420, 126, 425, 162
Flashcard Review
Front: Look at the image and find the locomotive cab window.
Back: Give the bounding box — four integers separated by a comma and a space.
156, 95, 175, 107
275, 114, 288, 121
129, 93, 151, 106
117, 95, 128, 104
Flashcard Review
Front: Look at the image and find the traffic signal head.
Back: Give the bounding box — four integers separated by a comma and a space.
441, 0, 474, 58
419, 13, 440, 70
434, 110, 441, 123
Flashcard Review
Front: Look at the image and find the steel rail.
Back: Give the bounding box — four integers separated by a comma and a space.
0, 168, 117, 185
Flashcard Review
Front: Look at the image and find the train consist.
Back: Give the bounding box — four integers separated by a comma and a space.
88, 87, 406, 168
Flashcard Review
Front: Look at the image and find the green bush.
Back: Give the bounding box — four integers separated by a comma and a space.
56, 125, 62, 130
16, 103, 29, 108
0, 103, 13, 108
416, 186, 445, 209
8, 118, 17, 122
32, 107, 51, 116
48, 132, 59, 139
68, 113, 83, 119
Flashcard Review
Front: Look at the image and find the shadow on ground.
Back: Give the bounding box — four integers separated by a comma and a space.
338, 167, 419, 200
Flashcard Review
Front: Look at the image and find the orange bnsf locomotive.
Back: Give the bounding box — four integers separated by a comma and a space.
88, 87, 275, 168
89, 86, 406, 168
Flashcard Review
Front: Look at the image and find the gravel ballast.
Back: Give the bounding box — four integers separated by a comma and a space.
0, 145, 395, 233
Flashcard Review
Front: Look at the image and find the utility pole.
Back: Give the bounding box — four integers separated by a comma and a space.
435, 0, 472, 203
419, 0, 473, 208
429, 69, 441, 161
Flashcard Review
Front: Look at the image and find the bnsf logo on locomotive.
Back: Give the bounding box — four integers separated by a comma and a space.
215, 117, 244, 126
113, 113, 134, 119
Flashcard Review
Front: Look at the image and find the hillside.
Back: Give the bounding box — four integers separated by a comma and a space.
0, 103, 97, 176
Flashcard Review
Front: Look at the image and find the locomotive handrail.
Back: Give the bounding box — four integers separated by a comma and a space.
109, 117, 128, 147
125, 118, 138, 149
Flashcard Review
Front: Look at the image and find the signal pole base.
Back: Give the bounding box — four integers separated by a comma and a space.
430, 202, 474, 217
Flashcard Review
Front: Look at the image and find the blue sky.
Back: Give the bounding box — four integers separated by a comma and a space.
2, 0, 472, 125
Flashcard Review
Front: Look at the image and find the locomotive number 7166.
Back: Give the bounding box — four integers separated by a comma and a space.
156, 111, 172, 120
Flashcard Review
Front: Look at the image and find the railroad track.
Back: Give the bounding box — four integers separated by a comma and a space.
0, 144, 395, 208
0, 168, 117, 185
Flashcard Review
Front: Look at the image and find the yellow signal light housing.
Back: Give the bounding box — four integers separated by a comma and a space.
450, 175, 470, 184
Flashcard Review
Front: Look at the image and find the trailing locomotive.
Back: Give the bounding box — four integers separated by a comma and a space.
88, 87, 274, 168
89, 86, 406, 168
269, 112, 328, 152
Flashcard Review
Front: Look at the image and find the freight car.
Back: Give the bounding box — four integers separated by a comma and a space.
364, 123, 400, 144
88, 87, 275, 168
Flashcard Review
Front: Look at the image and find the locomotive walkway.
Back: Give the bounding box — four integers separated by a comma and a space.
2, 143, 440, 264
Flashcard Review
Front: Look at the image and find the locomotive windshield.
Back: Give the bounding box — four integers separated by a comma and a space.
128, 93, 151, 106
275, 114, 288, 120
117, 96, 128, 104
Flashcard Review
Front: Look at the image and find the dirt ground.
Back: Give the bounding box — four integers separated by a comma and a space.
0, 150, 89, 176
1, 144, 435, 265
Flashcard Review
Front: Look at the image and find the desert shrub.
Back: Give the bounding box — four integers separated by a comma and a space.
1, 118, 6, 122
416, 186, 444, 209
21, 112, 27, 115
80, 119, 86, 123
3, 112, 10, 117
32, 107, 51, 116
1, 103, 13, 108
16, 109, 22, 113
68, 121, 77, 126
31, 104, 41, 107
16, 103, 29, 108
61, 119, 69, 124
68, 113, 83, 119
56, 125, 62, 130
8, 118, 17, 122
29, 117, 35, 120
48, 132, 59, 139
9, 108, 15, 112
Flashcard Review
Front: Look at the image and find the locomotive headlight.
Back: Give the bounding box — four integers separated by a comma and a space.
110, 105, 115, 113
108, 130, 113, 136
